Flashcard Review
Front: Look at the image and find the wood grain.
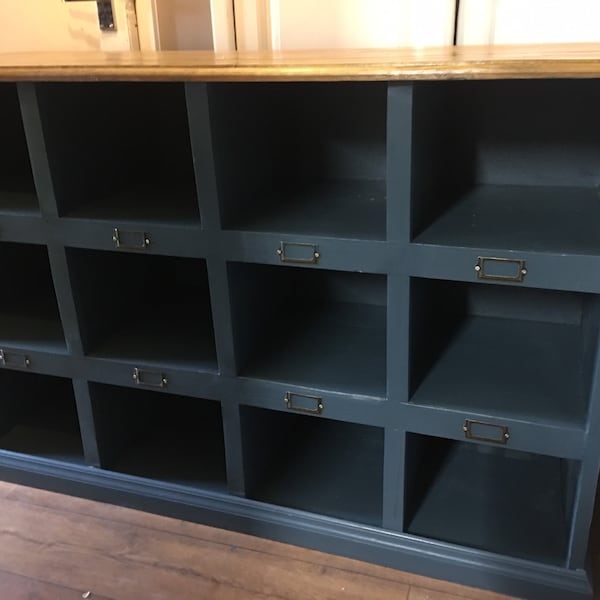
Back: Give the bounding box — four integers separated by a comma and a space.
0, 488, 409, 600
0, 480, 521, 600
2, 43, 600, 81
0, 568, 115, 600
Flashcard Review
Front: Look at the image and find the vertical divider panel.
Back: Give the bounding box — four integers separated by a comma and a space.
383, 274, 410, 531
220, 398, 246, 496
386, 82, 414, 243
185, 82, 222, 232
46, 243, 84, 356
383, 428, 406, 531
388, 275, 410, 404
567, 300, 600, 568
186, 81, 247, 494
16, 83, 59, 218
383, 79, 414, 528
206, 259, 238, 377
186, 81, 239, 374
72, 378, 101, 467
205, 257, 246, 494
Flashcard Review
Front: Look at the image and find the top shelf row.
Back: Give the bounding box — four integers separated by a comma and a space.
2, 80, 600, 252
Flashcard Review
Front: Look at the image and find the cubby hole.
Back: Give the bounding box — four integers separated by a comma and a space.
229, 263, 386, 397
0, 83, 38, 214
404, 433, 579, 565
241, 406, 383, 525
410, 278, 596, 426
68, 249, 216, 370
209, 83, 387, 239
90, 383, 226, 491
0, 371, 83, 463
35, 83, 199, 223
0, 242, 66, 352
411, 80, 600, 254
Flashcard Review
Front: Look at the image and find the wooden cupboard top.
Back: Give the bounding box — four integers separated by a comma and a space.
3, 43, 600, 81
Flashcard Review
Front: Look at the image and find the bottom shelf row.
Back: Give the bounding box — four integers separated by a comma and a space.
0, 369, 578, 568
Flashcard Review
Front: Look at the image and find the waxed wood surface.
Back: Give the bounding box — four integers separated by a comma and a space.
3, 43, 600, 81
0, 480, 520, 600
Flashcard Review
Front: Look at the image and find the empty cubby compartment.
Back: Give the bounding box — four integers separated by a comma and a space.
404, 433, 579, 565
90, 383, 226, 491
68, 249, 216, 370
411, 80, 600, 253
229, 263, 386, 397
209, 82, 387, 239
0, 83, 38, 214
34, 82, 199, 223
0, 371, 83, 463
0, 242, 65, 352
241, 406, 383, 525
410, 278, 597, 425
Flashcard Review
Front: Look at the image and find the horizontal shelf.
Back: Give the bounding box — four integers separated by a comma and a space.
0, 84, 39, 215
64, 182, 199, 225
0, 242, 66, 352
69, 250, 217, 371
0, 313, 66, 353
89, 302, 216, 370
410, 279, 594, 426
245, 302, 386, 397
411, 80, 600, 256
227, 179, 385, 240
0, 188, 39, 216
91, 383, 227, 492
36, 82, 199, 224
415, 184, 600, 254
230, 263, 386, 397
242, 406, 383, 525
210, 82, 387, 240
412, 315, 585, 426
0, 371, 83, 464
405, 434, 578, 565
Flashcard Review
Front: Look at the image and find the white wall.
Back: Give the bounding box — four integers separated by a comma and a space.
236, 0, 456, 51
458, 0, 600, 45
0, 0, 137, 52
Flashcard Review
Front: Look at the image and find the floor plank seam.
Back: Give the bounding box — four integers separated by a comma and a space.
0, 564, 117, 600
0, 492, 515, 599
1, 494, 425, 587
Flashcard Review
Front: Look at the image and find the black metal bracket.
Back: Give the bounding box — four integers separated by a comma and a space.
64, 0, 115, 31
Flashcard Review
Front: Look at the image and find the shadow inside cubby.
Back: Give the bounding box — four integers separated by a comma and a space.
404, 433, 578, 565
209, 82, 387, 240
0, 371, 83, 463
0, 242, 66, 352
410, 278, 595, 426
91, 383, 227, 491
35, 82, 199, 224
0, 83, 38, 215
241, 405, 383, 525
67, 249, 217, 370
229, 262, 387, 397
412, 79, 600, 254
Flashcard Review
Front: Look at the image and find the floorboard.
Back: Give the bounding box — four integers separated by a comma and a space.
0, 568, 115, 600
0, 480, 543, 600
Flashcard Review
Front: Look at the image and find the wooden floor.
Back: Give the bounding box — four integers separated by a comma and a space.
0, 479, 594, 600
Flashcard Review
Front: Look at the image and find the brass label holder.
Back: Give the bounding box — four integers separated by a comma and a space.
277, 242, 320, 264
463, 419, 510, 445
475, 256, 527, 282
285, 391, 324, 415
0, 350, 31, 369
133, 367, 168, 389
113, 228, 150, 250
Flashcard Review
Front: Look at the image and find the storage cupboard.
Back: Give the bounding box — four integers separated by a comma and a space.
1, 45, 600, 599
